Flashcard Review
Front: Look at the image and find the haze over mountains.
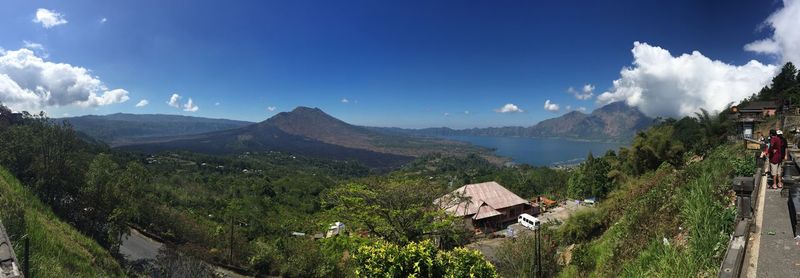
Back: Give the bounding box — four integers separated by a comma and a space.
372, 101, 653, 141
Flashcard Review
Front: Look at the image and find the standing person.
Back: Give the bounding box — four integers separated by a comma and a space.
769, 129, 784, 189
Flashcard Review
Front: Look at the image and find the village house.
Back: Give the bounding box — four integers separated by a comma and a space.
437, 181, 536, 233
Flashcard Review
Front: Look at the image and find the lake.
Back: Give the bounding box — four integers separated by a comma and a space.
444, 135, 626, 166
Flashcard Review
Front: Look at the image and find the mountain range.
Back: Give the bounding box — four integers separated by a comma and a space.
60, 101, 650, 168
60, 113, 252, 146
106, 107, 491, 168
370, 101, 653, 141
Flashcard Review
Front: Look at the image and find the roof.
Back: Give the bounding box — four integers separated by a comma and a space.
739, 101, 778, 111
437, 181, 529, 218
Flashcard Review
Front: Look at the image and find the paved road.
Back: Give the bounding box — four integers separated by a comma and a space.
119, 228, 163, 262
755, 188, 800, 277
119, 228, 251, 278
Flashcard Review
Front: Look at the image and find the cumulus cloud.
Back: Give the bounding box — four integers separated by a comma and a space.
0, 48, 129, 111
596, 42, 776, 118
267, 106, 276, 112
577, 107, 587, 112
135, 99, 149, 107
341, 98, 349, 103
744, 0, 800, 64
167, 94, 181, 108
100, 17, 107, 23
183, 98, 199, 112
543, 100, 560, 112
214, 102, 220, 106
33, 8, 68, 28
495, 103, 524, 113
567, 84, 595, 100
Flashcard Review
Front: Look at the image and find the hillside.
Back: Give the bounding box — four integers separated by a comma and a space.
118, 107, 495, 168
372, 101, 653, 141
556, 145, 743, 277
0, 167, 125, 277
60, 113, 253, 146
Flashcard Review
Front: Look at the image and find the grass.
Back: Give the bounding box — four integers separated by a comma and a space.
0, 166, 125, 277
557, 144, 740, 277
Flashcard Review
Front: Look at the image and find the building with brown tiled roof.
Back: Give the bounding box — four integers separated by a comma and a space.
436, 181, 536, 232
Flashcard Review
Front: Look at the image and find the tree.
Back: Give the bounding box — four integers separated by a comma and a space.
81, 154, 140, 252
322, 178, 469, 245
568, 153, 612, 199
627, 125, 685, 175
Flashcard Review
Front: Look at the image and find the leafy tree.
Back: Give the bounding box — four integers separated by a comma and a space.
568, 153, 612, 199
627, 125, 685, 175
322, 178, 468, 245
80, 154, 140, 251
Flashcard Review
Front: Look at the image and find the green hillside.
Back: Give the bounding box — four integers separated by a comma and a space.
0, 167, 125, 277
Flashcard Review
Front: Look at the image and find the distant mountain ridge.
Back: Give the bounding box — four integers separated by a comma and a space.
60, 113, 253, 146
371, 101, 653, 141
117, 107, 493, 168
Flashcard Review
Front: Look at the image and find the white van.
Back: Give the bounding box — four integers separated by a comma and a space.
518, 213, 540, 230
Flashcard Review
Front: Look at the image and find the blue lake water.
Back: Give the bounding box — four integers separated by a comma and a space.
444, 135, 626, 166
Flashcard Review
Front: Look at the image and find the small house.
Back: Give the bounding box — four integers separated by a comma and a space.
436, 181, 536, 233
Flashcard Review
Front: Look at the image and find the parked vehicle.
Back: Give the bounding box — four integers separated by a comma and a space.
518, 213, 540, 230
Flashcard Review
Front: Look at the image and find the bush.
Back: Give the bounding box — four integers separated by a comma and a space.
352, 240, 498, 278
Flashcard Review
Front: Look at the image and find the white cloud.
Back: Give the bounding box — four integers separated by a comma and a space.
135, 99, 149, 107
464, 110, 470, 115
596, 42, 777, 118
495, 103, 524, 113
214, 102, 220, 106
22, 41, 44, 51
267, 106, 276, 112
567, 84, 595, 100
341, 98, 349, 103
566, 105, 572, 110
100, 17, 107, 23
543, 100, 560, 112
577, 107, 587, 112
183, 98, 199, 112
744, 0, 800, 65
167, 94, 181, 108
33, 8, 68, 28
443, 112, 450, 116
0, 48, 129, 111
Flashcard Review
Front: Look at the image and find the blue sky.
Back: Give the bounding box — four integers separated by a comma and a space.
0, 0, 793, 128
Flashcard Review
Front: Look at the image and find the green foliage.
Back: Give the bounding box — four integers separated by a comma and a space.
626, 125, 685, 175
750, 62, 800, 103
494, 228, 560, 278
322, 178, 469, 245
559, 145, 739, 277
0, 167, 125, 277
557, 208, 605, 245
352, 240, 497, 278
568, 153, 612, 199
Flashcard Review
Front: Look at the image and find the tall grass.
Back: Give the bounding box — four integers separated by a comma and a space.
0, 167, 125, 277
558, 145, 739, 277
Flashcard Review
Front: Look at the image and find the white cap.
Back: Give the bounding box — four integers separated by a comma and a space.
777, 130, 783, 135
